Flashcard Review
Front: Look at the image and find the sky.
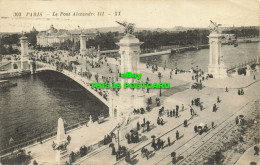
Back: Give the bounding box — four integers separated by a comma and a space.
0, 0, 259, 32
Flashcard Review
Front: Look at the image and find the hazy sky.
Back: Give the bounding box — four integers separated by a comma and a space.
0, 0, 259, 32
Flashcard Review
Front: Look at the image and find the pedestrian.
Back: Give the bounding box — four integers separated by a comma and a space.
157, 138, 161, 149
217, 96, 220, 103
254, 146, 259, 155
143, 118, 146, 125
212, 122, 214, 129
226, 87, 228, 92
182, 104, 184, 111
104, 135, 107, 145
157, 117, 160, 125
170, 110, 173, 117
168, 137, 171, 146
184, 120, 188, 127
152, 139, 156, 150
200, 104, 203, 111
67, 135, 71, 143
254, 75, 256, 80
235, 116, 239, 125
194, 125, 197, 133
161, 140, 164, 149
145, 149, 149, 160
238, 89, 240, 95
146, 121, 150, 132
112, 146, 116, 155
190, 108, 193, 116
213, 104, 216, 112
160, 118, 164, 125
192, 100, 194, 105
137, 122, 140, 131
176, 131, 179, 140
176, 109, 179, 118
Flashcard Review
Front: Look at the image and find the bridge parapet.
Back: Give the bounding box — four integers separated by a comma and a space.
35, 62, 113, 114
227, 58, 257, 72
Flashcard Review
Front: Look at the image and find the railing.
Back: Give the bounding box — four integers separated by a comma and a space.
71, 123, 117, 164
0, 115, 109, 157
36, 62, 113, 106
227, 58, 257, 72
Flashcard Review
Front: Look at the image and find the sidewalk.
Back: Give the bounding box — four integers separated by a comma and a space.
27, 118, 117, 165
76, 97, 193, 165
235, 144, 260, 165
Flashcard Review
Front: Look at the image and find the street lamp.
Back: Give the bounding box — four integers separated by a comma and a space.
117, 123, 120, 150
196, 65, 198, 82
158, 72, 162, 97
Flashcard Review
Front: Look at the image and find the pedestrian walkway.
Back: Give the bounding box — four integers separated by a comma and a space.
235, 144, 260, 165
27, 118, 117, 165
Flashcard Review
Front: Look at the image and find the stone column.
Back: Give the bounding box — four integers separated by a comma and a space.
116, 34, 145, 115
20, 35, 29, 70
56, 118, 69, 165
207, 32, 227, 78
80, 34, 87, 54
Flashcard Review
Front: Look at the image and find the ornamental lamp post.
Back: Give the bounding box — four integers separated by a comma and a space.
158, 72, 162, 97
196, 65, 198, 82
117, 123, 120, 150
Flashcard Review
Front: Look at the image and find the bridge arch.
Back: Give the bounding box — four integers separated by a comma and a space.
35, 62, 114, 117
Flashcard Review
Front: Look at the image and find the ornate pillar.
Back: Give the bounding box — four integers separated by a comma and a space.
116, 33, 145, 116
56, 118, 69, 165
80, 34, 87, 55
20, 35, 29, 70
207, 31, 227, 78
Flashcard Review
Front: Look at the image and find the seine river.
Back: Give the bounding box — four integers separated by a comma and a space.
0, 71, 108, 150
141, 42, 259, 71
0, 42, 259, 150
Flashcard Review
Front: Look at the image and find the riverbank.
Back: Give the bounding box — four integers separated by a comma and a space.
0, 70, 31, 80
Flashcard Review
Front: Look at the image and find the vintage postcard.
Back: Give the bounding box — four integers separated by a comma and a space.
0, 0, 259, 165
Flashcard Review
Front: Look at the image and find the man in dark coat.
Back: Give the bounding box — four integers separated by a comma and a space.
176, 131, 179, 140
137, 122, 140, 130
254, 146, 259, 155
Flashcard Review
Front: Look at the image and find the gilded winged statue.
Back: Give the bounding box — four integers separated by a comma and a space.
116, 21, 135, 34
209, 20, 221, 33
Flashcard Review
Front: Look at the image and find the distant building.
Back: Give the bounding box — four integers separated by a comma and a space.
36, 25, 96, 47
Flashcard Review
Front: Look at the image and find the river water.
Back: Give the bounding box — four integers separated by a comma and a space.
140, 42, 259, 71
0, 71, 108, 150
0, 42, 259, 151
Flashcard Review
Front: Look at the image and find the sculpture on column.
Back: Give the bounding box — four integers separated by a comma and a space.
116, 21, 135, 35
209, 20, 221, 34
115, 21, 146, 118
207, 20, 227, 78
55, 118, 69, 165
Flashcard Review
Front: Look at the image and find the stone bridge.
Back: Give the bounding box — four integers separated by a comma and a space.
35, 62, 115, 117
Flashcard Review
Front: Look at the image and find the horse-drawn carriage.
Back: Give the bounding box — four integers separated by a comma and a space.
197, 123, 208, 135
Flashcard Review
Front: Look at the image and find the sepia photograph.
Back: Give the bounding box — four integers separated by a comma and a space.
0, 0, 259, 164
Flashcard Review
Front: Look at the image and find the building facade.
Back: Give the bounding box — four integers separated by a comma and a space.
37, 25, 96, 47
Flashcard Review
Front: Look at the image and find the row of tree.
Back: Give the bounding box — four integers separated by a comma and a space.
0, 27, 259, 56
0, 45, 20, 55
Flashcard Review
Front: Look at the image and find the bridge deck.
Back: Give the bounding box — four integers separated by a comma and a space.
36, 62, 110, 107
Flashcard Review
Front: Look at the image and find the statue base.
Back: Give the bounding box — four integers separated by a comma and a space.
56, 149, 69, 165
208, 64, 228, 78
246, 69, 252, 76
